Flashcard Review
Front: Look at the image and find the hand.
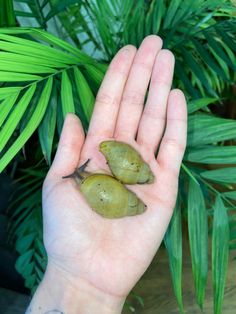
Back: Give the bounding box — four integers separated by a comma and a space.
29, 35, 187, 314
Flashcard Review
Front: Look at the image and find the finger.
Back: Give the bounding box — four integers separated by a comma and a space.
114, 35, 163, 139
137, 50, 175, 152
86, 45, 137, 142
157, 89, 187, 177
48, 113, 85, 178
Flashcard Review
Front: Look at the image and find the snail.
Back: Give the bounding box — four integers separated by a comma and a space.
63, 159, 147, 218
99, 140, 154, 184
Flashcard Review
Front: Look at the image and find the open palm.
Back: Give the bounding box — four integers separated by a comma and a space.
42, 36, 187, 301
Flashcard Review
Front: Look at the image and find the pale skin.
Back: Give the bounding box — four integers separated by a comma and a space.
27, 35, 187, 314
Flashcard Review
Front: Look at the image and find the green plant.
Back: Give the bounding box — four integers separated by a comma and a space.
1, 0, 236, 313
7, 164, 47, 294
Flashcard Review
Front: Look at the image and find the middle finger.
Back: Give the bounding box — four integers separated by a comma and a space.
114, 35, 163, 140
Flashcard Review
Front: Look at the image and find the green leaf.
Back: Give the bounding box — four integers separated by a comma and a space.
201, 167, 236, 184
10, 181, 42, 210
9, 202, 35, 233
35, 265, 45, 280
152, 0, 165, 34
181, 163, 199, 185
15, 248, 34, 274
181, 48, 217, 96
85, 64, 105, 86
46, 0, 81, 20
0, 86, 21, 99
0, 71, 42, 82
0, 27, 33, 34
21, 262, 34, 279
14, 215, 35, 240
0, 0, 16, 27
9, 191, 41, 233
35, 251, 46, 266
56, 91, 64, 135
0, 33, 79, 64
212, 196, 229, 314
0, 84, 36, 152
223, 191, 236, 201
61, 71, 75, 118
32, 29, 92, 62
0, 40, 68, 64
73, 67, 95, 122
187, 114, 236, 147
0, 51, 68, 68
136, 6, 145, 44
145, 4, 153, 35
164, 198, 184, 313
216, 25, 236, 53
175, 60, 200, 98
15, 233, 36, 253
188, 179, 208, 308
204, 32, 236, 71
0, 59, 56, 73
0, 93, 19, 128
25, 274, 36, 289
185, 146, 236, 164
38, 84, 57, 164
193, 39, 229, 81
188, 97, 218, 114
170, 0, 198, 27
163, 0, 181, 29
14, 10, 37, 17
0, 77, 53, 172
35, 238, 47, 258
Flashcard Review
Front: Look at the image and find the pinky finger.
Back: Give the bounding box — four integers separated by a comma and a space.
157, 89, 187, 176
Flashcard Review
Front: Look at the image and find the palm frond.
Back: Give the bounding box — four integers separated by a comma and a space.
212, 196, 229, 314
188, 179, 208, 308
0, 0, 16, 27
8, 164, 47, 293
72, 0, 236, 97
14, 0, 48, 28
14, 0, 88, 47
164, 197, 184, 313
0, 28, 105, 169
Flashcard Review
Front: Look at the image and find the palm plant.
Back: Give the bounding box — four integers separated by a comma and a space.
1, 0, 236, 313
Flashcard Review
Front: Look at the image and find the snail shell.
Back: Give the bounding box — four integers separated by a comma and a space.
99, 141, 154, 184
80, 173, 146, 218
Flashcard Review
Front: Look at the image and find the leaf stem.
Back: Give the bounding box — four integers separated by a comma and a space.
173, 19, 234, 49
181, 163, 199, 185
181, 162, 236, 210
16, 64, 84, 93
196, 174, 236, 210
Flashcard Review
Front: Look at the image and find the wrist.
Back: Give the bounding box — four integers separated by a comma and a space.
27, 261, 126, 314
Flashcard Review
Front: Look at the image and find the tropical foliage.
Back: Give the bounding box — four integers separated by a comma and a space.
1, 0, 236, 313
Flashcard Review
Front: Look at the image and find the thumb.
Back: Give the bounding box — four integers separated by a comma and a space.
49, 113, 85, 178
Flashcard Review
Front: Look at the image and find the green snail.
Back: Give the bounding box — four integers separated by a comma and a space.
99, 140, 155, 184
63, 159, 146, 219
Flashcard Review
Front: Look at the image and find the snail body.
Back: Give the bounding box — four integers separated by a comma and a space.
99, 141, 154, 184
80, 173, 146, 218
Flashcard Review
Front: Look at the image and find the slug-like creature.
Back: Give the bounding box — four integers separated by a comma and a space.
99, 141, 155, 184
63, 160, 146, 218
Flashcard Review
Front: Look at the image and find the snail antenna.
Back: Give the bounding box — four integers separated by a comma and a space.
77, 159, 90, 172
62, 159, 91, 180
